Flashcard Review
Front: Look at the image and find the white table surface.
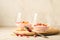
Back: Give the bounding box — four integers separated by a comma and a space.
0, 27, 60, 40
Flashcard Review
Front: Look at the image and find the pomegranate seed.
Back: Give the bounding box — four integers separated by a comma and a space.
16, 34, 19, 36
43, 24, 47, 26
20, 34, 23, 37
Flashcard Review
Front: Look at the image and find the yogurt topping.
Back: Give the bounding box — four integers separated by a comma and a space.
33, 23, 48, 33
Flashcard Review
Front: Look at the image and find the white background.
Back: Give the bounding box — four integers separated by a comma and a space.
0, 0, 60, 28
